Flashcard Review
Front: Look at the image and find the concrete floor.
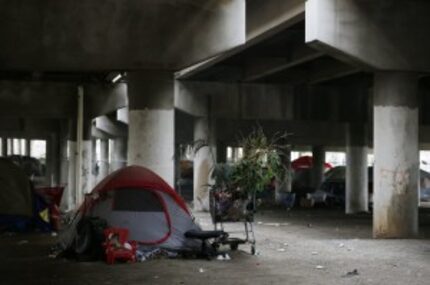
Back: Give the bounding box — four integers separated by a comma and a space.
1, 208, 430, 285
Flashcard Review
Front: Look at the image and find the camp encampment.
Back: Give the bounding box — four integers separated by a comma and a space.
59, 165, 201, 257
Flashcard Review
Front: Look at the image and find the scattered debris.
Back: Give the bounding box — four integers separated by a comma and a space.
136, 248, 178, 262
199, 268, 205, 273
316, 265, 325, 270
339, 243, 345, 248
283, 242, 288, 246
216, 254, 231, 261
17, 240, 29, 245
311, 251, 318, 255
277, 248, 286, 252
51, 232, 58, 237
257, 221, 263, 225
343, 269, 359, 278
264, 223, 280, 227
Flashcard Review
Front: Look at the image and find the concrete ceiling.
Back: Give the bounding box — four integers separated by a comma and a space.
0, 0, 245, 72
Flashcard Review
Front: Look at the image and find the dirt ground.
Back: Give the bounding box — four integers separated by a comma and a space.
1, 208, 430, 285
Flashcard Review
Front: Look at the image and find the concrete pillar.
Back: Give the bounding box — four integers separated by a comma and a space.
127, 71, 175, 187
45, 135, 56, 186
275, 147, 292, 204
112, 137, 127, 171
373, 72, 419, 238
216, 141, 227, 163
7, 138, 12, 155
58, 136, 69, 210
80, 123, 93, 195
346, 124, 368, 214
98, 139, 109, 181
64, 119, 77, 210
193, 116, 212, 211
66, 139, 77, 210
311, 145, 325, 189
25, 139, 31, 156
1, 137, 7, 156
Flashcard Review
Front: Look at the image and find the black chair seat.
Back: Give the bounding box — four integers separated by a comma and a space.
185, 229, 227, 240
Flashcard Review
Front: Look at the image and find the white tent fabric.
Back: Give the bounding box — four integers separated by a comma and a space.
89, 188, 200, 250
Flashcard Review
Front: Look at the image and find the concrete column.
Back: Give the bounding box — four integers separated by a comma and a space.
193, 116, 213, 211
346, 124, 368, 214
311, 145, 325, 189
25, 139, 31, 156
58, 136, 69, 210
66, 140, 77, 210
1, 137, 7, 156
275, 147, 292, 204
216, 141, 227, 163
112, 137, 127, 171
127, 71, 175, 187
80, 124, 93, 195
373, 72, 419, 238
62, 119, 77, 210
98, 139, 109, 181
45, 135, 56, 186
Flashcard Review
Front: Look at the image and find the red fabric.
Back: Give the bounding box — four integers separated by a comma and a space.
291, 156, 332, 170
103, 228, 137, 264
88, 165, 190, 215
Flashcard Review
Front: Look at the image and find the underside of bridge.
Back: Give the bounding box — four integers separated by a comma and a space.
0, 1, 429, 284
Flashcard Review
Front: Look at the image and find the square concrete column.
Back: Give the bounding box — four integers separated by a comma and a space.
111, 137, 127, 171
127, 71, 175, 187
373, 72, 419, 238
275, 147, 292, 204
68, 116, 94, 207
193, 116, 213, 211
80, 121, 94, 196
98, 139, 109, 180
312, 145, 325, 189
346, 123, 368, 214
1, 137, 7, 156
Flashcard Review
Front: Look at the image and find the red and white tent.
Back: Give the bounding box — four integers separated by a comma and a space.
69, 166, 200, 251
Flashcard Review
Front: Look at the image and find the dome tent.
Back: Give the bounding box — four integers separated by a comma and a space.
60, 166, 200, 254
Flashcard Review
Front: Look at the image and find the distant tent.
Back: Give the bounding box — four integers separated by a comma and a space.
291, 156, 332, 171
0, 158, 33, 218
0, 158, 50, 231
61, 166, 200, 252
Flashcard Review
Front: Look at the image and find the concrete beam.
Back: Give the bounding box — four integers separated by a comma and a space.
243, 46, 324, 82
85, 83, 128, 118
94, 116, 127, 137
308, 59, 360, 84
91, 126, 112, 140
175, 81, 294, 120
176, 1, 304, 79
116, 107, 129, 125
246, 0, 305, 40
0, 117, 60, 139
0, 0, 245, 70
0, 81, 76, 118
305, 0, 430, 72
215, 119, 349, 147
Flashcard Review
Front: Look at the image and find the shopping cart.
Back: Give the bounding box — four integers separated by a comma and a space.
209, 188, 256, 255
